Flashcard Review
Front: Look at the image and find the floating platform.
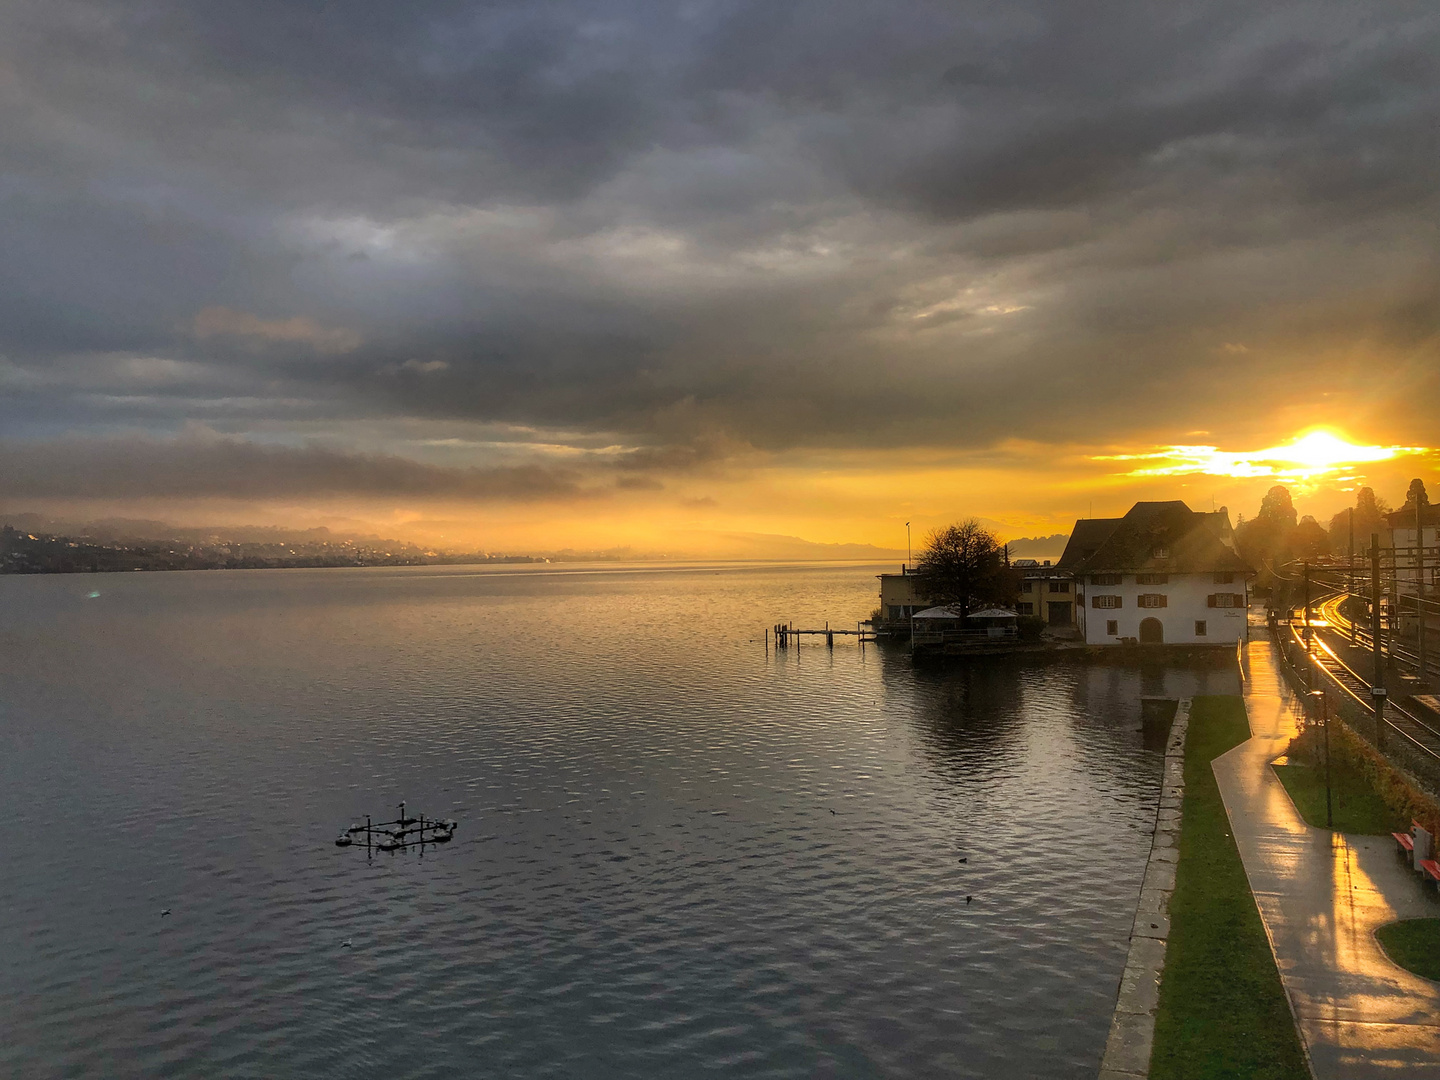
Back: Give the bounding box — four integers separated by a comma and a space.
336, 802, 458, 853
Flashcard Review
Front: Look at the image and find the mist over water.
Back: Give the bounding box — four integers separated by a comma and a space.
0, 563, 1239, 1078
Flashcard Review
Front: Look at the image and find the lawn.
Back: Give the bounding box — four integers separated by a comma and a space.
1271, 759, 1406, 835
1149, 696, 1309, 1080
1376, 919, 1440, 982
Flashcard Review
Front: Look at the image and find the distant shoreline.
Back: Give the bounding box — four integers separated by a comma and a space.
0, 526, 541, 575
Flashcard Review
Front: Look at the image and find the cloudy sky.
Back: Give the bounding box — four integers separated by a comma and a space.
2, 0, 1437, 552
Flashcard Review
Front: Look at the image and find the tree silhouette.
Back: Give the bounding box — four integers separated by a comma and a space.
1328, 486, 1390, 552
1403, 477, 1430, 511
914, 519, 1016, 616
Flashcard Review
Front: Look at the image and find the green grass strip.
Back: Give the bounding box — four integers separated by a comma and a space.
1150, 695, 1309, 1080
1375, 919, 1440, 982
1272, 761, 1406, 835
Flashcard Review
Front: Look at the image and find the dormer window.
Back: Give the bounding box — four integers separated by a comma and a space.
1152, 546, 1169, 559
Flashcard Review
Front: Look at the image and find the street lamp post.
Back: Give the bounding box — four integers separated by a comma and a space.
1308, 689, 1332, 828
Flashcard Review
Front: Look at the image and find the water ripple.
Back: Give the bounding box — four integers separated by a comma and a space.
0, 563, 1239, 1077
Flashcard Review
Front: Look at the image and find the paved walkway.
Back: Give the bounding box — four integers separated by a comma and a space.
1213, 626, 1440, 1078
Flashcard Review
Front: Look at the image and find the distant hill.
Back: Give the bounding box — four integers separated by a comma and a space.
1004, 533, 1070, 561
676, 531, 906, 561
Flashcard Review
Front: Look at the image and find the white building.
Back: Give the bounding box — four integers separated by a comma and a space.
1059, 501, 1253, 646
1382, 504, 1440, 639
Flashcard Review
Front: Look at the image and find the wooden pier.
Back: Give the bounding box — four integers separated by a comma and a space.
768, 621, 879, 651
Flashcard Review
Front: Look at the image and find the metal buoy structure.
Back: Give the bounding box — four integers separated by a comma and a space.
334, 804, 458, 855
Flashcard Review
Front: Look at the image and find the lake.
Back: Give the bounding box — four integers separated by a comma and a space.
0, 562, 1240, 1078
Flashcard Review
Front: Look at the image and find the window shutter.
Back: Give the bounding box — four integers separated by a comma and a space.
1208, 594, 1217, 608
1160, 594, 1167, 608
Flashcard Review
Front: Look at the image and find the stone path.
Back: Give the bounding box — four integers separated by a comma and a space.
1099, 701, 1189, 1080
1213, 627, 1440, 1078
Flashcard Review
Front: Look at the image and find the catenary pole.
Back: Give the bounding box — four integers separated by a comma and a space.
1418, 498, 1427, 682
1371, 537, 1386, 751
1349, 509, 1357, 645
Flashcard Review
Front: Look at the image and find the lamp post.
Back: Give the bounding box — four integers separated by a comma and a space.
906, 521, 911, 571
1307, 689, 1332, 828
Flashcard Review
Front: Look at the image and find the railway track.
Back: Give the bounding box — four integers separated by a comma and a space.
1308, 580, 1440, 681
1284, 609, 1440, 765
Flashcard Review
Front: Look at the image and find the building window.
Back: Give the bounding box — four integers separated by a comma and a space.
1135, 573, 1169, 585
1091, 573, 1122, 586
1137, 593, 1168, 609
888, 606, 901, 619
1213, 572, 1235, 584
1092, 595, 1122, 609
1049, 581, 1069, 593
1195, 620, 1207, 636
1152, 546, 1169, 558
1207, 593, 1245, 608
1017, 602, 1034, 615
1106, 620, 1118, 636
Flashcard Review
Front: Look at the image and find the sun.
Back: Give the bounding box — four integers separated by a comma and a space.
1095, 428, 1428, 482
1274, 431, 1397, 474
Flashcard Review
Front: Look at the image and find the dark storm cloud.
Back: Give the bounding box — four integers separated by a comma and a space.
2, 0, 1438, 489
0, 433, 587, 501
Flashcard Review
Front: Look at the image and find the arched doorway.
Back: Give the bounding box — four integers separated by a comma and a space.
1139, 617, 1164, 644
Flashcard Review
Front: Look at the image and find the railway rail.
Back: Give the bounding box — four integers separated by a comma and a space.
1283, 616, 1440, 765
1307, 577, 1440, 681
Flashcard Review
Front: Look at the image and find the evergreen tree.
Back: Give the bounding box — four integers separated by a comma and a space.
1403, 477, 1430, 510
1327, 486, 1389, 553
1257, 485, 1297, 530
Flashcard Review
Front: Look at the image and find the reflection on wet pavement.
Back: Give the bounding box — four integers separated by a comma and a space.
1213, 621, 1440, 1078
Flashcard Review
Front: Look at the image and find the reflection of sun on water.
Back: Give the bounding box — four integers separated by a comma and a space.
1095, 429, 1430, 482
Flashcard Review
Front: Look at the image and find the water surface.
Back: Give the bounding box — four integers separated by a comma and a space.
0, 562, 1239, 1078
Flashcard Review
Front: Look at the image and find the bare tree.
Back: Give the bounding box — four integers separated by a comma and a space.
914, 519, 1016, 616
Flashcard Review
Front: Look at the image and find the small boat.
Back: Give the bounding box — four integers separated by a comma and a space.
335, 833, 353, 847
376, 835, 402, 851
346, 823, 366, 834
430, 828, 453, 843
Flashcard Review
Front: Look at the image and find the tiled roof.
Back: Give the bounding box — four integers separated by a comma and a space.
1069, 501, 1253, 575
1057, 518, 1122, 569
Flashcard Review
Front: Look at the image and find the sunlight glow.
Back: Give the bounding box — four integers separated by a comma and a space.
1095, 430, 1430, 482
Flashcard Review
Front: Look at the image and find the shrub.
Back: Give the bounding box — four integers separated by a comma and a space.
1016, 615, 1046, 642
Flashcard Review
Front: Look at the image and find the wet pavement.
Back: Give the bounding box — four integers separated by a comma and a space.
1214, 622, 1440, 1078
